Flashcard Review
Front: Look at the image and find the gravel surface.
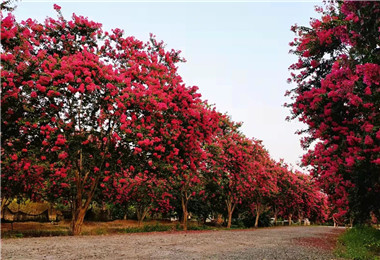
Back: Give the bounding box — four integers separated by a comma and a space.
1, 226, 344, 260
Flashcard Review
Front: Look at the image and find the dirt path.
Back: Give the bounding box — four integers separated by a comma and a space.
1, 226, 344, 260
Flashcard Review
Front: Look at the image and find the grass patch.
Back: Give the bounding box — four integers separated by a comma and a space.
121, 223, 173, 233
335, 226, 380, 260
2, 229, 69, 238
95, 228, 107, 235
187, 224, 214, 231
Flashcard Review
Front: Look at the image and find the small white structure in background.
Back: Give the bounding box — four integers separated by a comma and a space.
170, 216, 179, 222
303, 218, 310, 226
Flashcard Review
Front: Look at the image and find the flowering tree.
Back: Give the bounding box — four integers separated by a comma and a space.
286, 1, 380, 224
1, 6, 219, 234
290, 172, 328, 224
269, 163, 327, 225
168, 103, 220, 230
244, 144, 277, 228
206, 116, 252, 228
1, 9, 123, 235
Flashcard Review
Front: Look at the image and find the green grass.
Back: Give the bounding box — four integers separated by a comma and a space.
335, 226, 380, 260
2, 230, 69, 238
121, 223, 173, 233
186, 224, 214, 231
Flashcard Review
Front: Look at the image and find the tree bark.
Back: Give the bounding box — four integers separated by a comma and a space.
71, 208, 86, 235
181, 195, 188, 231
137, 206, 149, 227
288, 214, 292, 226
226, 199, 236, 229
1, 198, 11, 220
254, 204, 261, 228
70, 174, 98, 235
227, 211, 233, 228
298, 213, 303, 225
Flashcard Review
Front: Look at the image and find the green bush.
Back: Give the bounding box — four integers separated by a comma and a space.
175, 223, 182, 231
336, 226, 380, 260
109, 204, 136, 220
236, 211, 272, 228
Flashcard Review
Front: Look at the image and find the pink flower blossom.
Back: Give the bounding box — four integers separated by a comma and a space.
53, 4, 61, 11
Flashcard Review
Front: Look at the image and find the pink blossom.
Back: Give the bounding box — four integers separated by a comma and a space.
364, 136, 373, 145
53, 4, 61, 11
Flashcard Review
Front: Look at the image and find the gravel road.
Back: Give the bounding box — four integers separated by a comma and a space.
1, 226, 344, 260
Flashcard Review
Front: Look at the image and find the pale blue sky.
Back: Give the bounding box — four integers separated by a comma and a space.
14, 1, 321, 170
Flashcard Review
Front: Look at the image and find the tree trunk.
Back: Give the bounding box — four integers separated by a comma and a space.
254, 211, 260, 228
181, 196, 188, 231
273, 208, 278, 226
298, 213, 303, 225
288, 214, 292, 226
1, 198, 10, 220
227, 211, 233, 228
71, 208, 86, 235
137, 206, 149, 227
254, 204, 261, 228
226, 199, 236, 229
123, 205, 128, 220
70, 179, 97, 235
349, 217, 354, 228
69, 148, 102, 235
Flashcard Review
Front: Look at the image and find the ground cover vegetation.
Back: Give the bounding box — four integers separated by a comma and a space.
335, 226, 380, 260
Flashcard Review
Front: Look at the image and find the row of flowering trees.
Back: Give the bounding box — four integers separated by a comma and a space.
1, 6, 327, 235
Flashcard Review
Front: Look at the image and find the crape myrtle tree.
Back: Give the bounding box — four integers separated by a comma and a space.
290, 172, 328, 224
267, 160, 292, 225
244, 144, 278, 228
1, 6, 219, 234
99, 31, 220, 227
1, 8, 123, 235
286, 0, 380, 224
101, 29, 221, 230
206, 115, 252, 228
168, 102, 220, 231
269, 163, 327, 225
